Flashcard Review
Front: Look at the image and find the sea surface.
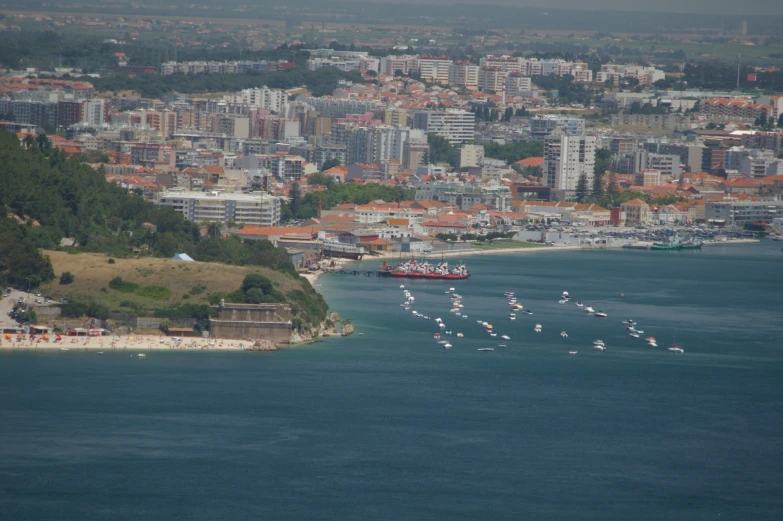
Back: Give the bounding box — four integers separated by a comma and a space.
1, 242, 782, 521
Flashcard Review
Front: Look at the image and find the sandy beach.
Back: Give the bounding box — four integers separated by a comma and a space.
0, 335, 264, 352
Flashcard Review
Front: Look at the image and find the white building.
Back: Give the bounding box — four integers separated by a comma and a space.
417, 56, 453, 83
530, 115, 585, 141
157, 190, 281, 227
459, 144, 485, 168
505, 74, 533, 98
412, 109, 475, 145
81, 99, 106, 126
544, 130, 597, 200
448, 61, 479, 88
225, 87, 289, 115
477, 67, 508, 94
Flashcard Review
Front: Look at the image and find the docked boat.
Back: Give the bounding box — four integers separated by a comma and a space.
594, 311, 608, 318
378, 259, 470, 279
321, 238, 366, 260
651, 240, 682, 251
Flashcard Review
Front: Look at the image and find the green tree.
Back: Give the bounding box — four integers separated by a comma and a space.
607, 172, 618, 195
575, 173, 588, 203
288, 182, 302, 217
59, 271, 75, 284
592, 148, 611, 199
427, 133, 458, 168
320, 158, 341, 171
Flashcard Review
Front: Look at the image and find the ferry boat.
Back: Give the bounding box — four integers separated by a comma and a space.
378, 259, 470, 280
321, 239, 366, 260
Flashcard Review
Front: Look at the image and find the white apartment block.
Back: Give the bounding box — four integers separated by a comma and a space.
417, 56, 453, 83
81, 98, 106, 126
597, 64, 664, 86
701, 97, 774, 123
478, 67, 508, 94
157, 190, 281, 227
505, 74, 533, 98
448, 62, 480, 88
459, 144, 485, 168
355, 207, 424, 224
380, 55, 418, 76
544, 130, 597, 197
225, 87, 289, 115
412, 109, 475, 145
480, 55, 524, 73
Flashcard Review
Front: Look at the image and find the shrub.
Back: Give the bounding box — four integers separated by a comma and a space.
189, 284, 207, 295
108, 258, 116, 264
59, 271, 75, 285
134, 285, 172, 300
109, 276, 139, 292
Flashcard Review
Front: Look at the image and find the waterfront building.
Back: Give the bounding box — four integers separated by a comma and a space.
157, 189, 281, 227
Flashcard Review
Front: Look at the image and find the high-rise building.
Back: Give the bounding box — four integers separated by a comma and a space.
411, 110, 475, 145
530, 115, 585, 141
403, 140, 429, 171
543, 130, 597, 200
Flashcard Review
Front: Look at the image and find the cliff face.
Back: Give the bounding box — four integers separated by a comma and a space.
289, 321, 338, 345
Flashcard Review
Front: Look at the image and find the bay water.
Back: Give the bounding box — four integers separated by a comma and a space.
1, 242, 781, 520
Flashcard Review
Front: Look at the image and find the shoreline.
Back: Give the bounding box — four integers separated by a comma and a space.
0, 336, 264, 352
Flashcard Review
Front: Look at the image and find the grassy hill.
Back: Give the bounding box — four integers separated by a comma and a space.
40, 250, 310, 318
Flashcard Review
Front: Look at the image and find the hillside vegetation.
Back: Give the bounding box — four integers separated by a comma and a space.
0, 130, 327, 331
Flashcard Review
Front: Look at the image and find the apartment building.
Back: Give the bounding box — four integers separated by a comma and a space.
459, 144, 485, 168
530, 115, 585, 141
505, 74, 533, 98
383, 109, 408, 127
417, 55, 453, 83
379, 55, 418, 76
412, 109, 475, 145
477, 67, 507, 94
706, 199, 783, 226
270, 154, 305, 181
224, 87, 289, 115
157, 190, 281, 227
701, 98, 772, 123
543, 130, 597, 200
448, 61, 480, 88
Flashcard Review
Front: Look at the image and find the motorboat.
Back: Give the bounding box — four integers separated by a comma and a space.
594, 311, 608, 318
523, 310, 533, 315
647, 341, 658, 347
593, 340, 605, 347
575, 301, 584, 307
534, 324, 543, 333
501, 335, 510, 340
593, 345, 607, 351
497, 343, 507, 348
439, 323, 446, 329
97, 351, 104, 355
562, 291, 570, 298
443, 343, 452, 349
449, 287, 455, 292
435, 318, 442, 323
635, 330, 644, 334
489, 332, 497, 337
568, 351, 577, 355
456, 332, 464, 338
438, 340, 448, 345
558, 299, 568, 304
668, 345, 684, 353
584, 306, 595, 314
445, 330, 452, 335
400, 285, 405, 289
560, 331, 568, 338
59, 347, 70, 351
434, 333, 441, 339
478, 347, 495, 352
455, 312, 462, 317
629, 332, 640, 338
137, 353, 146, 358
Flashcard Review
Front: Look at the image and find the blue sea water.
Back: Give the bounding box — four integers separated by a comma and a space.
1, 242, 782, 520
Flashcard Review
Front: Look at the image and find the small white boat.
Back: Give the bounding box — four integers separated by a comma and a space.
562, 291, 570, 298
445, 330, 452, 335
648, 342, 658, 347
560, 331, 568, 338
412, 310, 419, 315
455, 312, 462, 317
400, 285, 405, 289
668, 345, 684, 353
435, 318, 442, 323
456, 332, 464, 338
476, 320, 483, 324
595, 311, 608, 318
438, 340, 448, 345
629, 332, 640, 338
509, 316, 516, 321
449, 287, 455, 291
489, 332, 497, 337
584, 306, 595, 314
593, 345, 607, 351
593, 340, 605, 347
137, 353, 146, 358
439, 323, 446, 329
497, 343, 507, 348
523, 310, 533, 315
635, 330, 644, 334
59, 347, 70, 352
443, 343, 452, 349
575, 301, 584, 307
558, 299, 568, 304
444, 290, 451, 294
478, 347, 495, 352
97, 351, 104, 355
568, 351, 577, 355
462, 315, 469, 319
534, 324, 542, 333
501, 335, 510, 340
